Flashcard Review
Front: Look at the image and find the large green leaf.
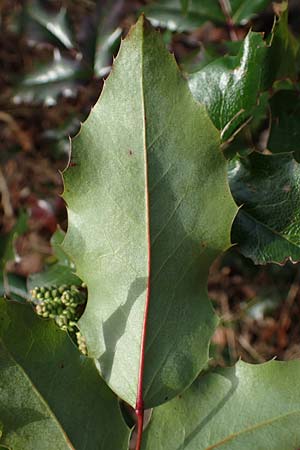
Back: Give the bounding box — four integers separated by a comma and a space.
142, 360, 300, 449
0, 298, 129, 450
229, 152, 300, 264
143, 0, 271, 32
62, 17, 237, 408
188, 32, 267, 141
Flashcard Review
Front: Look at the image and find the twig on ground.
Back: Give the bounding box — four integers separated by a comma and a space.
238, 335, 265, 363
0, 166, 13, 219
0, 111, 32, 152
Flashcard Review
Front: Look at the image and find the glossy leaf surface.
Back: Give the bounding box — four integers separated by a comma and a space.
63, 17, 236, 408
189, 32, 267, 141
142, 360, 300, 449
229, 152, 300, 264
0, 299, 129, 450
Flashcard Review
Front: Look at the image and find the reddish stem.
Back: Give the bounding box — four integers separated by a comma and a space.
135, 214, 151, 449
135, 91, 152, 448
135, 405, 144, 450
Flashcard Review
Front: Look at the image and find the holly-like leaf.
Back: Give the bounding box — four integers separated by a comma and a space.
268, 90, 300, 155
13, 53, 86, 106
187, 3, 299, 142
188, 32, 268, 141
0, 298, 129, 450
229, 152, 300, 264
143, 0, 271, 32
23, 0, 76, 49
62, 17, 237, 409
142, 360, 300, 449
16, 0, 123, 106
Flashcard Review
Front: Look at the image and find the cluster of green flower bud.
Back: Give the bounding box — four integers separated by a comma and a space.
30, 283, 88, 354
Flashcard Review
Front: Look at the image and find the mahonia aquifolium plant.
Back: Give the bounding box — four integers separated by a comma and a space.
30, 283, 88, 355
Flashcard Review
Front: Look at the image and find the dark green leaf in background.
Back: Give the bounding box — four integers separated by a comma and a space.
186, 1, 299, 144
180, 0, 190, 15
230, 0, 271, 24
16, 0, 123, 106
143, 0, 271, 32
268, 89, 300, 156
94, 28, 122, 78
23, 0, 76, 49
143, 0, 223, 31
0, 299, 129, 450
229, 152, 300, 264
264, 2, 299, 89
189, 32, 267, 141
62, 17, 237, 408
91, 0, 124, 78
184, 0, 299, 145
13, 54, 85, 106
142, 360, 300, 449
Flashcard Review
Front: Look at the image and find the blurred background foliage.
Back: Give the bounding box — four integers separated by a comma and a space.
1, 0, 300, 368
